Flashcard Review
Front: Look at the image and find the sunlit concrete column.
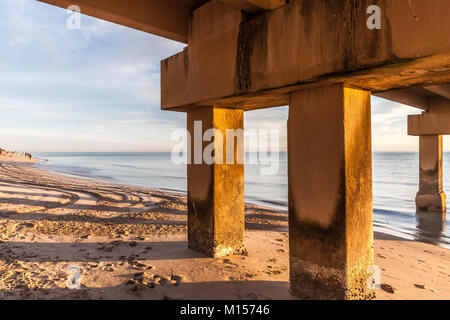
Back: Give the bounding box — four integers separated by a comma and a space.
186, 107, 245, 258
288, 84, 374, 300
416, 135, 446, 212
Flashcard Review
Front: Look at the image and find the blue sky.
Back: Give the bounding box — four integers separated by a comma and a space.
0, 0, 445, 152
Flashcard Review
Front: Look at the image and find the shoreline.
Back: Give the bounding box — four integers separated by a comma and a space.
32, 152, 450, 249
34, 157, 450, 249
0, 159, 449, 299
34, 156, 290, 212
1, 158, 414, 242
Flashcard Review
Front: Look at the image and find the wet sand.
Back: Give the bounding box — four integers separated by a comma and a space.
0, 159, 449, 300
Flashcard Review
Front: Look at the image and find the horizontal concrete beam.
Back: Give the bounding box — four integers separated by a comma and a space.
375, 84, 450, 110
429, 95, 450, 112
161, 0, 450, 110
424, 84, 450, 100
408, 112, 450, 136
374, 88, 430, 110
38, 0, 284, 43
38, 0, 207, 43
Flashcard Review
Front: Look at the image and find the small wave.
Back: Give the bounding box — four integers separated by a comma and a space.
259, 199, 288, 207
373, 180, 417, 187
159, 175, 186, 180
158, 187, 185, 193
38, 164, 114, 182
373, 207, 414, 217
245, 181, 287, 188
112, 164, 141, 169
245, 195, 288, 210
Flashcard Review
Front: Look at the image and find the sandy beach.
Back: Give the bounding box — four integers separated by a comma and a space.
0, 157, 448, 300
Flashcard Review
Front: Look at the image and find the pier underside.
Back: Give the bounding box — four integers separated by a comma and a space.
38, 0, 450, 299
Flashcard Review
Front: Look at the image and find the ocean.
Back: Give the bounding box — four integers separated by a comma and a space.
34, 152, 450, 248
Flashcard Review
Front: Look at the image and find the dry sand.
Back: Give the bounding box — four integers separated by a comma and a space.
0, 158, 448, 300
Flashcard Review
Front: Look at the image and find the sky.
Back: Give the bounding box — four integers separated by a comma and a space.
0, 0, 447, 153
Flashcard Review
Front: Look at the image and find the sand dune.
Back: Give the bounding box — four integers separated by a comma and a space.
0, 159, 448, 300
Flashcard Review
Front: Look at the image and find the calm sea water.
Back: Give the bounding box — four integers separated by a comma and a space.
34, 152, 450, 248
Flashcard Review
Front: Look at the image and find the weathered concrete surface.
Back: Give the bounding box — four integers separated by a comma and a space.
221, 0, 285, 13
37, 0, 450, 300
187, 107, 245, 257
429, 96, 450, 112
376, 87, 431, 110
162, 0, 450, 110
38, 0, 285, 43
376, 85, 450, 111
415, 135, 446, 212
39, 0, 206, 43
408, 111, 450, 136
288, 84, 374, 300
426, 84, 450, 100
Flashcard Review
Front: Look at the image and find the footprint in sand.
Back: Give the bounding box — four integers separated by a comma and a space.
103, 264, 114, 272
381, 283, 397, 294
128, 241, 138, 247
170, 275, 182, 286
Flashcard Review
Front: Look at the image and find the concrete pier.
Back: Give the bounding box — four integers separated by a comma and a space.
416, 135, 446, 212
288, 84, 374, 299
187, 107, 245, 257
407, 97, 450, 213
39, 0, 450, 300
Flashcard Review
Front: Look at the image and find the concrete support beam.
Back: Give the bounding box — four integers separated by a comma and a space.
408, 111, 450, 136
429, 96, 450, 112
374, 88, 430, 110
375, 85, 450, 111
38, 0, 206, 43
187, 107, 245, 257
408, 96, 448, 212
288, 84, 374, 299
424, 84, 450, 100
416, 135, 446, 212
38, 0, 286, 43
188, 0, 243, 45
162, 0, 450, 110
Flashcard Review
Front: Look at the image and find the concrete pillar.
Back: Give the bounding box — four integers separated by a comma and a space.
186, 106, 245, 257
416, 210, 446, 243
416, 135, 446, 212
288, 84, 374, 300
